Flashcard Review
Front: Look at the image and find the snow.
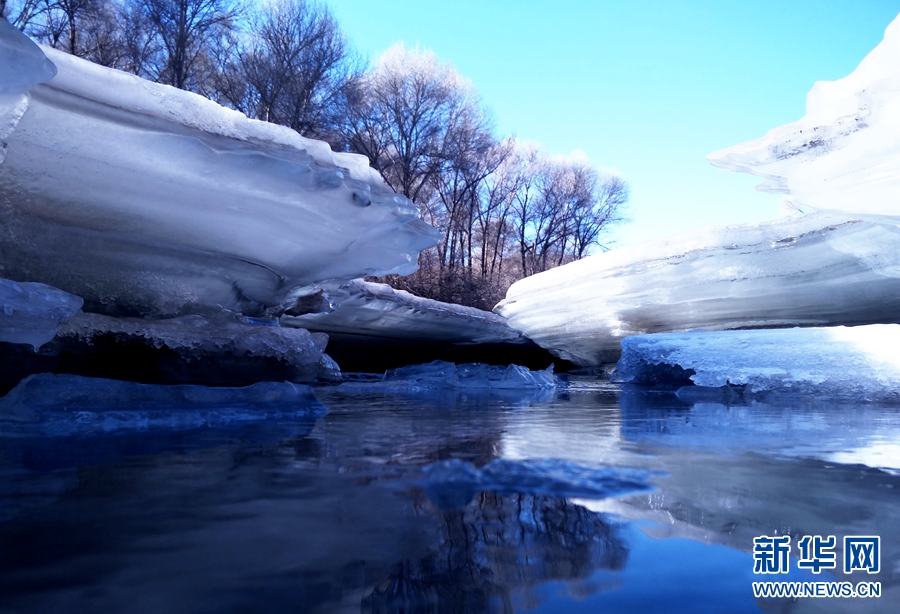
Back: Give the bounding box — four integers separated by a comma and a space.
281, 279, 527, 345
614, 324, 900, 401
0, 33, 439, 317
0, 373, 326, 436
708, 14, 900, 220
495, 212, 900, 365
0, 277, 82, 349
57, 312, 340, 384
421, 458, 654, 509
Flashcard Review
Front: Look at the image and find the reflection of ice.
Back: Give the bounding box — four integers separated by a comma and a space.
826, 442, 900, 474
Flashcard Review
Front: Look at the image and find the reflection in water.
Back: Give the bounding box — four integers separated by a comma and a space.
365, 492, 627, 614
0, 382, 898, 612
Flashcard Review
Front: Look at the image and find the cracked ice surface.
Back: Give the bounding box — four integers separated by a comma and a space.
495, 212, 900, 365
0, 26, 439, 317
0, 277, 82, 349
615, 325, 900, 401
708, 14, 900, 220
281, 279, 527, 345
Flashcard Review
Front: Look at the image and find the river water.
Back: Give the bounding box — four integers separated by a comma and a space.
0, 378, 897, 613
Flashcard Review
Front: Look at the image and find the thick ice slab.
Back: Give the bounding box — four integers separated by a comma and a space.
0, 277, 82, 349
0, 373, 325, 437
282, 279, 526, 344
615, 324, 900, 401
0, 33, 438, 317
51, 312, 339, 384
708, 14, 900, 220
496, 212, 900, 365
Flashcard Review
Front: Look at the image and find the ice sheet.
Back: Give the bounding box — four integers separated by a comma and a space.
495, 212, 900, 365
282, 279, 526, 345
708, 14, 900, 220
0, 33, 439, 317
615, 324, 900, 401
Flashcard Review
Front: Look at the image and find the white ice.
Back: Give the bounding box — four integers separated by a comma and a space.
614, 324, 900, 401
0, 277, 82, 349
282, 279, 527, 345
708, 14, 900, 221
495, 212, 900, 365
0, 30, 439, 317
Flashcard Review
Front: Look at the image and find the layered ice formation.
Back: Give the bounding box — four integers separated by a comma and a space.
0, 277, 82, 349
708, 14, 900, 220
0, 24, 438, 317
52, 312, 339, 384
281, 279, 526, 345
615, 325, 900, 401
496, 212, 900, 365
0, 373, 326, 436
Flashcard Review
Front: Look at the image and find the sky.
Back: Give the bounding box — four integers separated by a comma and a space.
325, 0, 900, 248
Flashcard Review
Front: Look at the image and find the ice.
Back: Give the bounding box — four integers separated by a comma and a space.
53, 312, 339, 384
614, 324, 900, 401
708, 14, 900, 220
496, 212, 900, 365
0, 33, 439, 317
0, 277, 82, 349
281, 279, 526, 344
0, 19, 57, 95
338, 360, 564, 392
0, 373, 326, 437
421, 458, 654, 509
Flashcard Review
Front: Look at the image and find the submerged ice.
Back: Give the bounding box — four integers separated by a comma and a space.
0, 26, 439, 317
615, 325, 900, 401
0, 373, 326, 436
421, 458, 654, 510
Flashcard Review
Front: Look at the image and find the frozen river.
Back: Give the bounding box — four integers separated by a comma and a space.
0, 378, 897, 613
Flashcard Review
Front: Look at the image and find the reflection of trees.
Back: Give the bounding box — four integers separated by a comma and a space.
364, 492, 628, 614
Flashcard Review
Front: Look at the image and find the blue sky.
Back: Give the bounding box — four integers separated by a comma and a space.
325, 0, 900, 247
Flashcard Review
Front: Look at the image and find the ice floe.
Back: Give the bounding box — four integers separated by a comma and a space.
0, 29, 438, 317
282, 279, 526, 345
496, 212, 900, 365
614, 325, 900, 401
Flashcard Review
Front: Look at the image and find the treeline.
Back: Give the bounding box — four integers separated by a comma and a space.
3, 0, 628, 310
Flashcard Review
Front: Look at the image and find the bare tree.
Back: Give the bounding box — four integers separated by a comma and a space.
213, 0, 358, 143
136, 0, 241, 90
